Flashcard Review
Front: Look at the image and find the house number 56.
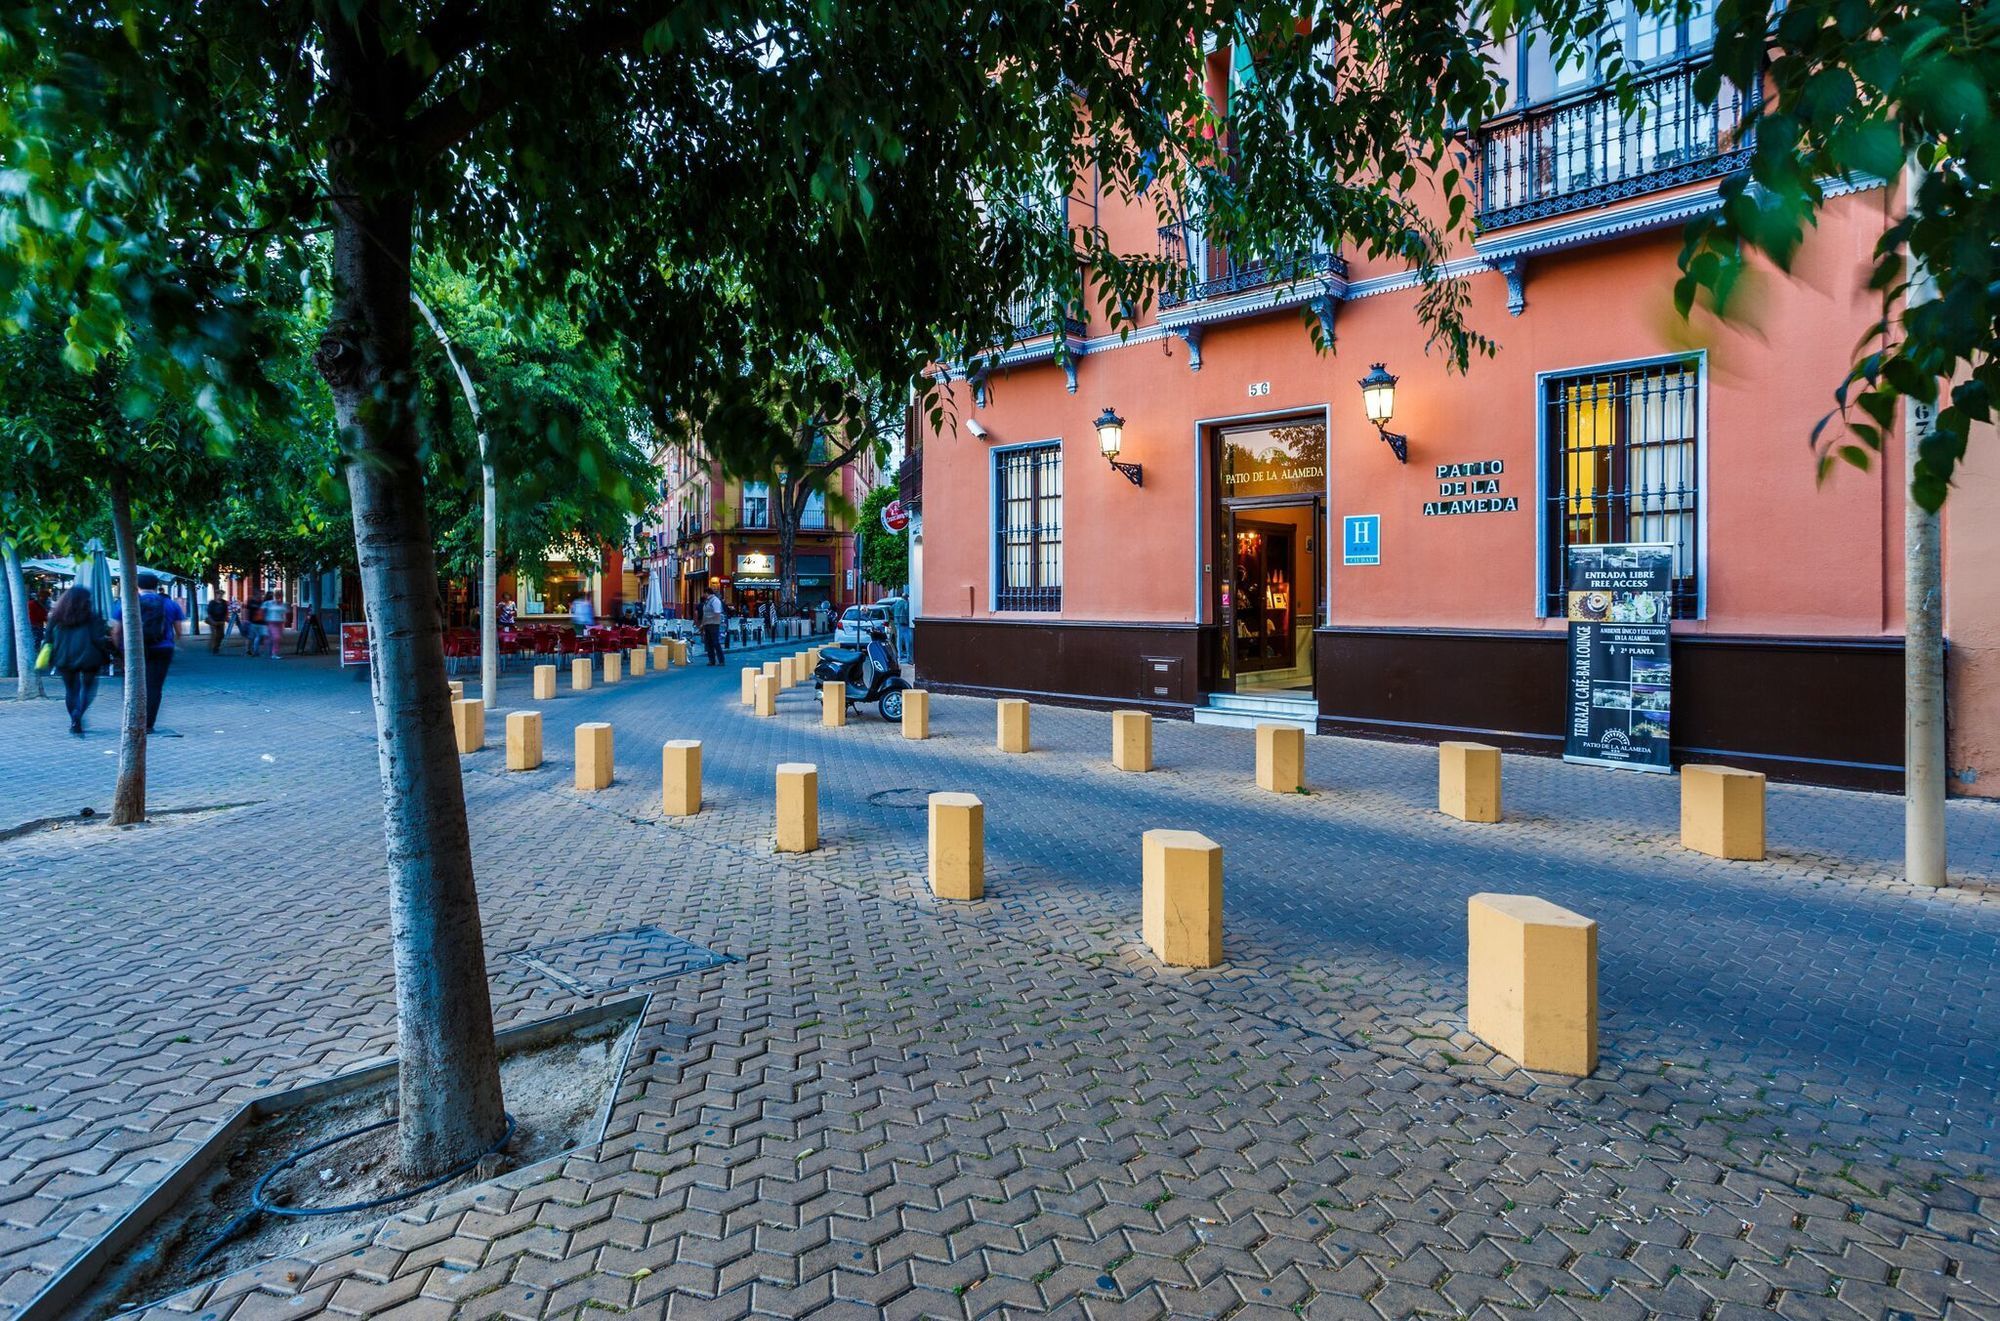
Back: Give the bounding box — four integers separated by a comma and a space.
1247, 381, 1272, 397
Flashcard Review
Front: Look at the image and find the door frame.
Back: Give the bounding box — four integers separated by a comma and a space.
1195, 405, 1332, 696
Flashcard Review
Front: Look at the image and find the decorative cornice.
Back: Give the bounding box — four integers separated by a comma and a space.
942, 173, 1888, 382
1155, 272, 1349, 331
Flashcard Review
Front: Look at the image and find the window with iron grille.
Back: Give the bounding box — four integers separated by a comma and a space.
1543, 359, 1700, 617
994, 443, 1063, 612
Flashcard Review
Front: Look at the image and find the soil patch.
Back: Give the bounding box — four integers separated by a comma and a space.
73, 1008, 637, 1317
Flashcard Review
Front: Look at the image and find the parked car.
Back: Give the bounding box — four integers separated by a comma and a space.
834, 603, 893, 647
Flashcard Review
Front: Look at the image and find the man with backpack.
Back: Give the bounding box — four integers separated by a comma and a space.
110, 572, 185, 735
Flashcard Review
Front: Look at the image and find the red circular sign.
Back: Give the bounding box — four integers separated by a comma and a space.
880, 498, 911, 534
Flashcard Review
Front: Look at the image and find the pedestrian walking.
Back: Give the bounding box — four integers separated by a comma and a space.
44, 586, 111, 737
698, 583, 724, 666
244, 595, 265, 656
890, 593, 913, 664
204, 594, 229, 653
27, 588, 50, 648
261, 594, 287, 659
570, 594, 595, 634
109, 572, 185, 734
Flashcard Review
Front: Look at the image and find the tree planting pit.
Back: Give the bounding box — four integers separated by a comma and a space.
26, 994, 647, 1320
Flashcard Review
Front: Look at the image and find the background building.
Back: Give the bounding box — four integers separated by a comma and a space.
911, 24, 2000, 794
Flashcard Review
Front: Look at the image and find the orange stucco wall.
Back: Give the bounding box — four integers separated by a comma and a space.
1946, 419, 2000, 798
925, 190, 1904, 643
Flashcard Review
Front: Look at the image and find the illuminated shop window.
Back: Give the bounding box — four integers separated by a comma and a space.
1542, 359, 1699, 617
994, 443, 1063, 612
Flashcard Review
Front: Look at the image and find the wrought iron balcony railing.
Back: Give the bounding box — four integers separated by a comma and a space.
1156, 215, 1346, 309
1473, 58, 1756, 230
1004, 288, 1086, 341
897, 445, 922, 511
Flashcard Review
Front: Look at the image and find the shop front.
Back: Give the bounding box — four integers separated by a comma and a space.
908, 185, 2000, 790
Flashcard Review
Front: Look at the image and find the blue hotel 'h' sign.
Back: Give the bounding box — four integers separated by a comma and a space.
1343, 515, 1380, 566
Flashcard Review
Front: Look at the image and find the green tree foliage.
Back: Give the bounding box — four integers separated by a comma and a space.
412, 266, 655, 586
857, 484, 910, 594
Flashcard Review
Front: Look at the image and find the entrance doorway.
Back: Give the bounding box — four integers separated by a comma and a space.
1209, 417, 1329, 696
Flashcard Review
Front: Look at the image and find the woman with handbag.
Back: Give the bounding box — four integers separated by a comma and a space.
43, 585, 111, 736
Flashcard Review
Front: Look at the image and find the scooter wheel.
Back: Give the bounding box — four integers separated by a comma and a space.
879, 689, 903, 722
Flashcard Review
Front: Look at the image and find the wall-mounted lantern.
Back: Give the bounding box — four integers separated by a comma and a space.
1357, 363, 1409, 464
1095, 406, 1143, 486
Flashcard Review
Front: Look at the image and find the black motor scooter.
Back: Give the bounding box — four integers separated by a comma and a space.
813, 626, 910, 720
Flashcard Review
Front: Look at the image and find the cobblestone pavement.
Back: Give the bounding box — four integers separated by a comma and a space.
1, 646, 1996, 1320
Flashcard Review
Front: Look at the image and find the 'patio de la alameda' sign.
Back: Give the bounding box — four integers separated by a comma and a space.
1423, 460, 1519, 517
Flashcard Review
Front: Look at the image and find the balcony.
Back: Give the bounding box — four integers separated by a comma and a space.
1004, 288, 1086, 341
1157, 215, 1346, 309
898, 445, 922, 512
1472, 58, 1755, 230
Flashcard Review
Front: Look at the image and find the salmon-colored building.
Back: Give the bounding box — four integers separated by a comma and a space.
912, 32, 2000, 793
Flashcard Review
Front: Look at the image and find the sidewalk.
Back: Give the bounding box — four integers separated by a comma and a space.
0, 648, 1994, 1319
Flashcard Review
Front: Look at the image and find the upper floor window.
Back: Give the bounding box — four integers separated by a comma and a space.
741, 482, 770, 529
1490, 2, 1717, 112
801, 490, 827, 529
995, 443, 1062, 612
1542, 358, 1700, 619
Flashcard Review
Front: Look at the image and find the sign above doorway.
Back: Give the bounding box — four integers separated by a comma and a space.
1220, 421, 1327, 499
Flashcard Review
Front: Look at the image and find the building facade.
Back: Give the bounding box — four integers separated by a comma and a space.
913, 32, 2000, 795
638, 438, 881, 619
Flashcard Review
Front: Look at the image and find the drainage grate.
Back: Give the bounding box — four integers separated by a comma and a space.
512, 925, 731, 995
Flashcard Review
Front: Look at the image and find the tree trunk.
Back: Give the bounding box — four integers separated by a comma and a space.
107, 477, 149, 825
3, 541, 40, 699
1903, 161, 1947, 888
0, 549, 15, 681
776, 477, 802, 617
322, 186, 508, 1178
413, 293, 499, 705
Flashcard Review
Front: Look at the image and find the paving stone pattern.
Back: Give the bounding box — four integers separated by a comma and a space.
0, 645, 1996, 1320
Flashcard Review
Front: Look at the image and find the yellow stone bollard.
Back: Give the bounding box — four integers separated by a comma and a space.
602, 651, 622, 685
1112, 710, 1154, 773
754, 673, 777, 717
775, 762, 818, 852
782, 655, 801, 690
628, 646, 647, 676
650, 644, 671, 672
741, 666, 758, 705
762, 660, 781, 688
533, 664, 557, 701
1680, 764, 1766, 860
575, 722, 614, 791
1255, 723, 1303, 793
902, 688, 930, 740
1467, 893, 1597, 1076
927, 792, 984, 900
448, 679, 465, 703
1141, 829, 1223, 968
662, 739, 702, 816
806, 646, 822, 672
451, 698, 485, 754
997, 698, 1031, 753
505, 710, 543, 771
673, 638, 690, 666
1439, 741, 1502, 823
571, 657, 593, 691
822, 681, 847, 727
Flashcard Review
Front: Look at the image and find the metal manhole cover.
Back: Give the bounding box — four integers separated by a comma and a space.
513, 925, 731, 995
867, 788, 929, 810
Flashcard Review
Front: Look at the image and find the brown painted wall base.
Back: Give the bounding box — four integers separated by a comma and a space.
920, 618, 1906, 790
1315, 627, 1905, 791
916, 618, 1199, 716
